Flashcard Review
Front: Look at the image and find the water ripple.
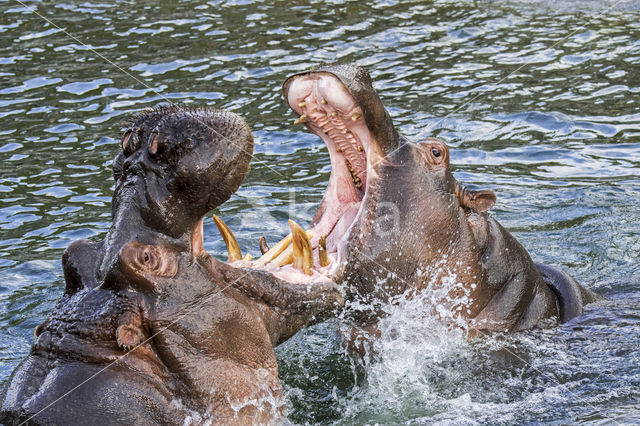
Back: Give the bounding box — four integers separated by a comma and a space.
0, 0, 638, 423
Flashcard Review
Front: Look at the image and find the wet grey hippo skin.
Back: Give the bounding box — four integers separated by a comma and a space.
0, 106, 342, 425
282, 63, 598, 342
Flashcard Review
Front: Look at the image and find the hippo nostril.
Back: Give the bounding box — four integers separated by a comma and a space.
122, 129, 132, 150
123, 127, 142, 157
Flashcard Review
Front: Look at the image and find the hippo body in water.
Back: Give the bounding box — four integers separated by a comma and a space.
0, 106, 342, 425
282, 64, 597, 340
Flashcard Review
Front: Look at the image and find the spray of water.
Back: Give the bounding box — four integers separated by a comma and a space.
277, 262, 630, 424
332, 268, 477, 423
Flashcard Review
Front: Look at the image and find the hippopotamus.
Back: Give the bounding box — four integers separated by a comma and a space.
281, 63, 598, 342
0, 106, 342, 425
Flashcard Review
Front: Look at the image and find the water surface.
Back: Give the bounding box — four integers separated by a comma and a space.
0, 0, 639, 423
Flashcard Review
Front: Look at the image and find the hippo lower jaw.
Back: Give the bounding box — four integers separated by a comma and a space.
215, 71, 384, 286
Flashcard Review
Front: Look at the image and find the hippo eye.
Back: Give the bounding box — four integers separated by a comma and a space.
432, 148, 441, 158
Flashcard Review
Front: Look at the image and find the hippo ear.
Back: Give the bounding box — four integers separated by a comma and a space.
455, 183, 496, 212
103, 242, 178, 293
116, 311, 145, 351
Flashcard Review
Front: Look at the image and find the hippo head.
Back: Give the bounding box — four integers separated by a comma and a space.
112, 106, 252, 238
201, 65, 401, 293
61, 106, 254, 291
281, 64, 497, 323
4, 105, 342, 424
61, 104, 341, 324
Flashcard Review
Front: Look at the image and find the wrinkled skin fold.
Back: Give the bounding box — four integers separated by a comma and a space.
282, 64, 598, 349
0, 106, 343, 425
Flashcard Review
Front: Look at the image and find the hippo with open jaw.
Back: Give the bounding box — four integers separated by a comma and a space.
0, 106, 342, 425
280, 63, 598, 343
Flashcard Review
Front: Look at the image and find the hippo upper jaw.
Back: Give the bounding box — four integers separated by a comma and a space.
199, 66, 401, 317
240, 64, 399, 284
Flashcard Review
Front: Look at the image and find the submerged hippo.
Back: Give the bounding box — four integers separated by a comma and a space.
0, 106, 342, 425
280, 63, 597, 341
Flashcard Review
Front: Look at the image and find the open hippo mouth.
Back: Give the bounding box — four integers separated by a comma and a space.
216, 64, 399, 285
286, 72, 370, 254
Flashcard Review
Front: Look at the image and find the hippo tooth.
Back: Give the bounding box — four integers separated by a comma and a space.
259, 236, 270, 255
255, 233, 293, 265
212, 215, 243, 262
319, 234, 330, 267
351, 112, 361, 121
243, 253, 253, 261
272, 229, 312, 267
289, 219, 313, 276
273, 244, 293, 266
321, 99, 327, 104
298, 102, 307, 108
345, 159, 363, 188
294, 114, 308, 125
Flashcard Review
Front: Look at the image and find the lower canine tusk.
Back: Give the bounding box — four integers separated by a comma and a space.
212, 215, 243, 262
289, 219, 313, 275
271, 229, 313, 267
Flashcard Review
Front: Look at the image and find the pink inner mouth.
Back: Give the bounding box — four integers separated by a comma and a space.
286, 72, 375, 258
221, 73, 378, 284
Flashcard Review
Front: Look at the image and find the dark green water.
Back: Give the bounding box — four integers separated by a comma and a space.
1, 0, 639, 423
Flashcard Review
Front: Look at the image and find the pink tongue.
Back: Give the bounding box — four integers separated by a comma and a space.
326, 202, 360, 252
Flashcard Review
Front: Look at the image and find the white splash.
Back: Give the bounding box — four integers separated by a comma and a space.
336, 269, 473, 420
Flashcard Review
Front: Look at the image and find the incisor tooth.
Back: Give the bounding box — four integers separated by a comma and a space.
294, 114, 308, 125
351, 112, 361, 121
243, 253, 252, 261
321, 99, 327, 104
289, 220, 313, 275
259, 236, 269, 255
212, 215, 242, 262
273, 245, 293, 266
319, 234, 330, 267
298, 102, 307, 108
